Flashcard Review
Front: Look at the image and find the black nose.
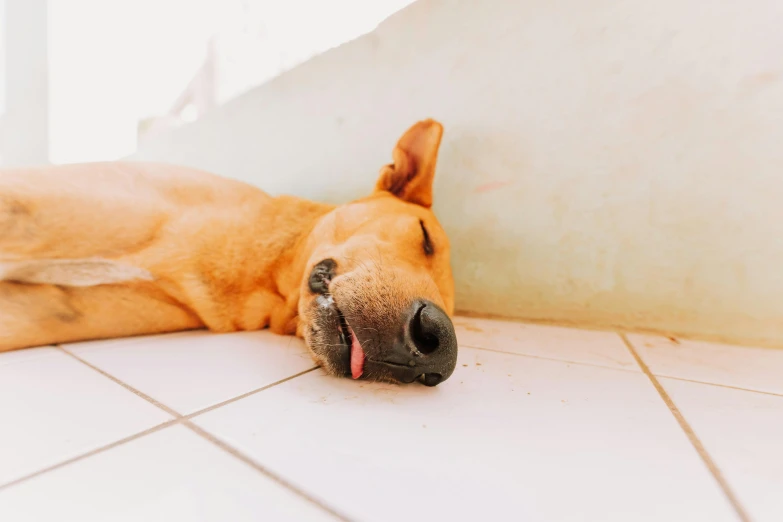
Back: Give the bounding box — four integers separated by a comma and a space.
409, 301, 450, 355
381, 300, 458, 386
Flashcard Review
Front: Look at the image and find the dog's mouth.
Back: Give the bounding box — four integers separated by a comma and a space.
312, 294, 366, 379
335, 305, 365, 379
309, 258, 365, 379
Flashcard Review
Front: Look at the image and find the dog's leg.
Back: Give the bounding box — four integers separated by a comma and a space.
0, 194, 166, 262
0, 282, 202, 351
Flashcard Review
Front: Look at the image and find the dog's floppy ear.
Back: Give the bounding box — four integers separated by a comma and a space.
374, 119, 444, 208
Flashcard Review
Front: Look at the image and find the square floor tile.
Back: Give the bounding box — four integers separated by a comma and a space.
660, 378, 783, 522
628, 334, 783, 395
453, 316, 638, 370
63, 330, 316, 415
195, 347, 735, 522
0, 350, 171, 485
0, 425, 337, 522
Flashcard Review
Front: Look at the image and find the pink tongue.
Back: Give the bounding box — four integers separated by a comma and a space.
349, 328, 365, 379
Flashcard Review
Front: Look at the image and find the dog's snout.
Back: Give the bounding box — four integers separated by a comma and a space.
378, 300, 457, 386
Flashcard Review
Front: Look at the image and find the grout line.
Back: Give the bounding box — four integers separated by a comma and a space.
619, 333, 752, 522
182, 420, 351, 521
186, 367, 319, 420
59, 346, 183, 417
460, 344, 641, 373
652, 375, 783, 399
0, 418, 181, 491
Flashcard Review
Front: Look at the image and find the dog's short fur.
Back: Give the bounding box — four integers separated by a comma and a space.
0, 119, 458, 385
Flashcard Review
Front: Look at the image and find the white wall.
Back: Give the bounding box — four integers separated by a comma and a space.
1, 0, 49, 167
132, 0, 783, 348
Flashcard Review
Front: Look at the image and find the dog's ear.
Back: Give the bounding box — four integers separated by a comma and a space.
374, 119, 444, 208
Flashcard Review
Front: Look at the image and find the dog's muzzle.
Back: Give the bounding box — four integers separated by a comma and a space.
307, 259, 458, 386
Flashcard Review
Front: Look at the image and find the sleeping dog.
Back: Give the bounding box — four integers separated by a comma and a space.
0, 119, 457, 386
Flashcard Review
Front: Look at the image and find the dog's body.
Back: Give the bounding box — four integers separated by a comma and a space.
1, 120, 458, 385
1, 161, 329, 346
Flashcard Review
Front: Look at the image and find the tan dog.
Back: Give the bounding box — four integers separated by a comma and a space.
0, 119, 458, 386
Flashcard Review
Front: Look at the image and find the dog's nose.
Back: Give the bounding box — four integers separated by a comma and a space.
409, 300, 452, 355
382, 300, 458, 386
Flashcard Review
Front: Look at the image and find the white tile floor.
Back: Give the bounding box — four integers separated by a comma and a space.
0, 319, 780, 522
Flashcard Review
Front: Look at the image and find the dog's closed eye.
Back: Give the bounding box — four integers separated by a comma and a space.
420, 220, 434, 256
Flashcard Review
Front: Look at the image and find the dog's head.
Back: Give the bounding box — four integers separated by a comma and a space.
298, 119, 457, 386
